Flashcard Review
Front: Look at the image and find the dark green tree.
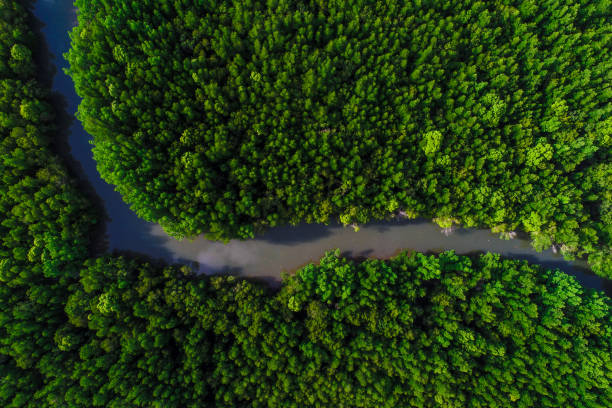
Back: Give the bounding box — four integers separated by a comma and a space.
67, 0, 611, 277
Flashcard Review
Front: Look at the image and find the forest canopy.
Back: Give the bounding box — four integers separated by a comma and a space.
0, 0, 97, 404
67, 0, 611, 276
3, 250, 612, 407
0, 2, 610, 407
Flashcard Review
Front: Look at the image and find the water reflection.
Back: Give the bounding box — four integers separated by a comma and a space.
32, 0, 608, 294
151, 220, 607, 293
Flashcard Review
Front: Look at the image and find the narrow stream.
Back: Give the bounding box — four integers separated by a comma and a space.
32, 0, 608, 292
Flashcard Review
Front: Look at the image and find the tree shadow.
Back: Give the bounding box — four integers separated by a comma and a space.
507, 252, 609, 295
191, 260, 282, 291
27, 1, 110, 257
255, 222, 337, 245
464, 250, 608, 295
603, 279, 612, 296
453, 227, 479, 236
340, 248, 375, 261
371, 217, 428, 233
246, 275, 282, 289
110, 249, 174, 270
257, 217, 432, 245
192, 258, 288, 290
26, 1, 55, 88
513, 230, 532, 241
416, 249, 609, 295
422, 247, 445, 255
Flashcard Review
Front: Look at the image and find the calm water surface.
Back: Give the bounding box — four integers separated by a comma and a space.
32, 0, 608, 292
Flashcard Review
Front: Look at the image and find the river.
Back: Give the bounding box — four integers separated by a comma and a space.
31, 0, 608, 292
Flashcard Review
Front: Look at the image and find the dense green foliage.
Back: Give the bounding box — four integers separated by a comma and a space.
0, 1, 98, 402
67, 0, 611, 276
0, 2, 610, 407
0, 0, 96, 280
0, 7, 94, 249
3, 252, 610, 407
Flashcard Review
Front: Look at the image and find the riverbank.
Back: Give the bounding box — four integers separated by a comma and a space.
32, 0, 609, 295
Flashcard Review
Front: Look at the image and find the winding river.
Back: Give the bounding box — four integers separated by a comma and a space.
32, 0, 608, 292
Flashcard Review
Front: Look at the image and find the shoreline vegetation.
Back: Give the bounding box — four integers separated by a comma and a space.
67, 0, 611, 278
0, 1, 610, 407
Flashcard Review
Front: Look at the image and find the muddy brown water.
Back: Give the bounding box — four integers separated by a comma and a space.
32, 0, 608, 293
